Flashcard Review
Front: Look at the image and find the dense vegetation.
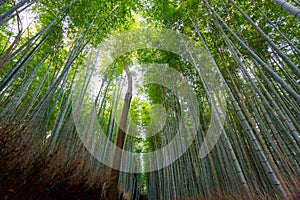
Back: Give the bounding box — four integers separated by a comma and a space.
0, 0, 299, 199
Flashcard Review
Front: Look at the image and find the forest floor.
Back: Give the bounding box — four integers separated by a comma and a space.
0, 121, 299, 200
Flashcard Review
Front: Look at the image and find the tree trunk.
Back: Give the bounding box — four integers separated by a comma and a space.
273, 0, 300, 20
106, 61, 132, 199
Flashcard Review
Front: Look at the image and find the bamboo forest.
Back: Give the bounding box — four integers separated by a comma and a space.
0, 0, 300, 199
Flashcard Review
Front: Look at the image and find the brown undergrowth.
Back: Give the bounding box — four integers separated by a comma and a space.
0, 120, 109, 200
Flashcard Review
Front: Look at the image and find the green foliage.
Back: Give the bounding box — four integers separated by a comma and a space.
1, 0, 300, 199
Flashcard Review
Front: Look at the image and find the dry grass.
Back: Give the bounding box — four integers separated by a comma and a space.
0, 120, 109, 200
